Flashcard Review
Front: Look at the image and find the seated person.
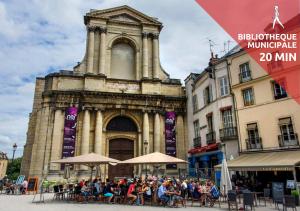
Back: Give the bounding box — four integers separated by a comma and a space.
102, 180, 114, 203
92, 179, 101, 200
81, 181, 92, 201
20, 179, 28, 194
142, 182, 152, 205
127, 179, 137, 204
157, 182, 170, 205
208, 181, 220, 207
173, 184, 184, 207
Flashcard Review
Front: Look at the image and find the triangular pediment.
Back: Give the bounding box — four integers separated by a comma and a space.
86, 5, 162, 26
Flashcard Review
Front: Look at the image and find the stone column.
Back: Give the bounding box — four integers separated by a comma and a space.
99, 27, 107, 75
143, 112, 149, 154
87, 26, 95, 73
94, 110, 103, 155
142, 32, 149, 78
152, 34, 159, 79
154, 113, 161, 152
50, 109, 64, 170
81, 109, 90, 170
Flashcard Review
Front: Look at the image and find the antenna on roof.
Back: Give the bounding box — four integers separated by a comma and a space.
227, 40, 232, 52
207, 39, 216, 57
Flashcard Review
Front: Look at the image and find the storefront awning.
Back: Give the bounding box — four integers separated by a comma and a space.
215, 150, 300, 171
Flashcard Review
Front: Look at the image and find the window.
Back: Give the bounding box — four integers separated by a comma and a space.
242, 88, 254, 106
279, 117, 297, 144
247, 123, 261, 149
222, 110, 233, 128
219, 76, 229, 97
192, 95, 198, 112
193, 120, 200, 138
239, 62, 251, 82
273, 81, 287, 100
111, 42, 135, 80
203, 85, 213, 105
207, 114, 213, 132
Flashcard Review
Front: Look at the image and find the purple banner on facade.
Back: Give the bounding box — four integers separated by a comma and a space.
61, 107, 78, 161
165, 112, 177, 169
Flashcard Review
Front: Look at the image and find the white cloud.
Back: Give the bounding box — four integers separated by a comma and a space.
0, 0, 234, 158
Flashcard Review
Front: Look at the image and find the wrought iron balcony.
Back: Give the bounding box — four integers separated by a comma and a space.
206, 131, 216, 145
193, 137, 201, 148
246, 137, 263, 150
220, 127, 238, 141
278, 133, 299, 147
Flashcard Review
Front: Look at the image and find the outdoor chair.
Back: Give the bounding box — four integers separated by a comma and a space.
243, 192, 255, 210
283, 195, 297, 211
53, 185, 64, 200
274, 194, 284, 210
227, 190, 238, 211
191, 193, 201, 207
259, 188, 272, 207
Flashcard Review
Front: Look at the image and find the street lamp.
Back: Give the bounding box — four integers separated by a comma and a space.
144, 140, 148, 177
12, 143, 17, 161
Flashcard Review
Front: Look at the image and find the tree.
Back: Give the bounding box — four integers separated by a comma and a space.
6, 157, 22, 181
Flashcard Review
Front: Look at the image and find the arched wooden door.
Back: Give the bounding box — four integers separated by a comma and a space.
108, 139, 134, 179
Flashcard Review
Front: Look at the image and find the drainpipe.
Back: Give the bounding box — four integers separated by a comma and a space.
226, 59, 241, 156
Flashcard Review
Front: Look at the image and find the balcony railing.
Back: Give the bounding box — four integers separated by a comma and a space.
193, 137, 201, 148
246, 137, 263, 150
220, 127, 238, 141
239, 72, 252, 83
278, 133, 299, 147
206, 131, 216, 145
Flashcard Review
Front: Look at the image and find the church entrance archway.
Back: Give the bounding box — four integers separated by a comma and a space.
106, 116, 137, 179
108, 138, 134, 179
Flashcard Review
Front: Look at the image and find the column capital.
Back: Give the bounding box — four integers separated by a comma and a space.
151, 33, 159, 39
142, 32, 149, 38
99, 27, 107, 33
87, 25, 97, 32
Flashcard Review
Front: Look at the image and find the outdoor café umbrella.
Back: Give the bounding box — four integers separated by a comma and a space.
120, 152, 188, 176
120, 152, 188, 165
220, 157, 232, 195
52, 153, 120, 179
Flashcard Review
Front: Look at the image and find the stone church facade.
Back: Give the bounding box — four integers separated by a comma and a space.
21, 6, 187, 180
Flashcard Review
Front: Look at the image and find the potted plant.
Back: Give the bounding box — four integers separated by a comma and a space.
291, 189, 300, 206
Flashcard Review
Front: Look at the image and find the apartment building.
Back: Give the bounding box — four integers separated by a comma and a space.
185, 56, 239, 180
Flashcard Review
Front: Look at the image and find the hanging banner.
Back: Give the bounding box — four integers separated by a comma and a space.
61, 107, 78, 169
165, 112, 177, 169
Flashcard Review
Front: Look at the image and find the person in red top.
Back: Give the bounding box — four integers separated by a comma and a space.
127, 179, 137, 204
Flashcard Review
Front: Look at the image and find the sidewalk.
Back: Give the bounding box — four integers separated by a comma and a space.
0, 193, 295, 211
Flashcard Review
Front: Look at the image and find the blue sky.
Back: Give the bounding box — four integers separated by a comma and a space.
0, 0, 233, 158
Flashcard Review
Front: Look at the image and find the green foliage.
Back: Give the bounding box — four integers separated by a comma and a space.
6, 157, 22, 181
291, 189, 300, 197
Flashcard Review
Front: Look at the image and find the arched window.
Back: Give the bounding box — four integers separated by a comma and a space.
111, 42, 135, 80
107, 116, 137, 132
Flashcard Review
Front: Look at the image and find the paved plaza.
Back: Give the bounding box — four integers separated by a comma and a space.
0, 193, 294, 211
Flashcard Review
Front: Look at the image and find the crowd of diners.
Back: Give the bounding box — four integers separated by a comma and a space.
71, 176, 220, 207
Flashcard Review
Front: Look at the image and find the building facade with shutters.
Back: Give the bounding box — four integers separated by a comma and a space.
21, 6, 187, 180
185, 55, 239, 182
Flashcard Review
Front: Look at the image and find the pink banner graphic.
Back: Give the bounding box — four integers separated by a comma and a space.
165, 112, 177, 169
196, 0, 300, 104
61, 107, 78, 161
